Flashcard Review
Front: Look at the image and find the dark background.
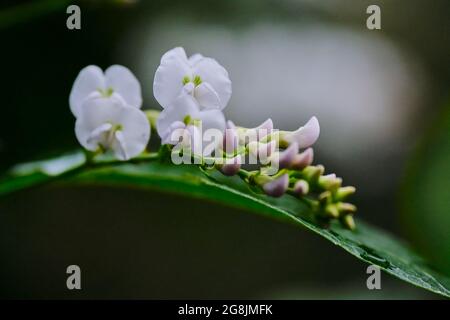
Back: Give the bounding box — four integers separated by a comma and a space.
0, 0, 449, 299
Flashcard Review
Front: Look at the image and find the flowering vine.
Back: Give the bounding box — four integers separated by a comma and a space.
69, 47, 357, 230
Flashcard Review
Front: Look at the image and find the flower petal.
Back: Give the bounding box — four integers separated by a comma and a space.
117, 107, 150, 159
194, 82, 221, 110
156, 94, 200, 142
69, 65, 105, 117
161, 47, 188, 63
154, 48, 192, 109
284, 116, 320, 148
161, 121, 186, 145
197, 109, 226, 132
291, 147, 314, 170
192, 57, 232, 110
114, 130, 129, 161
105, 65, 142, 108
75, 96, 123, 151
188, 53, 204, 66
86, 123, 113, 145
75, 96, 150, 159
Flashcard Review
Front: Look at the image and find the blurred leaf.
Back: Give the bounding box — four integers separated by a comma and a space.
0, 0, 71, 30
403, 104, 450, 276
1, 151, 450, 298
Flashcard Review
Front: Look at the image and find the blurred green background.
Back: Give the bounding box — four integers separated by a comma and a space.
0, 0, 449, 299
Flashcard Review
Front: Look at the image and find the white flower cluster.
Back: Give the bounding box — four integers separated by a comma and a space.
70, 65, 150, 160
67, 48, 359, 229
70, 47, 320, 166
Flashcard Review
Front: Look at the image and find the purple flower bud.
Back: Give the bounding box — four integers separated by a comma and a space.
278, 142, 299, 168
293, 179, 309, 196
263, 173, 289, 197
291, 147, 314, 170
220, 155, 242, 176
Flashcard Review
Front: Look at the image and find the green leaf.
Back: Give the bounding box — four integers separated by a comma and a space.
403, 104, 450, 275
1, 150, 450, 298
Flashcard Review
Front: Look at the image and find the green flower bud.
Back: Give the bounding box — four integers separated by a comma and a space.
341, 214, 356, 230
336, 186, 356, 201
337, 202, 357, 214
325, 204, 340, 218
303, 165, 324, 182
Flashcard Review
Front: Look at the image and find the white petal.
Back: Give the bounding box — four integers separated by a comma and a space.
192, 57, 232, 110
183, 82, 195, 95
156, 94, 200, 142
197, 109, 227, 156
116, 106, 151, 159
194, 82, 221, 110
188, 53, 204, 65
105, 65, 142, 108
113, 131, 129, 161
69, 65, 105, 117
160, 47, 188, 63
227, 120, 236, 129
186, 124, 203, 156
161, 121, 186, 144
154, 48, 192, 108
284, 116, 320, 148
197, 109, 226, 132
86, 123, 113, 145
75, 96, 150, 158
75, 97, 123, 151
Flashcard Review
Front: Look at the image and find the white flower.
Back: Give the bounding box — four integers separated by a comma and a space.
280, 116, 320, 148
70, 65, 142, 117
153, 47, 232, 110
75, 95, 150, 161
156, 93, 226, 145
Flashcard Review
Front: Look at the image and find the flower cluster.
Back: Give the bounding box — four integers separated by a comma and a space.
69, 47, 356, 229
70, 65, 150, 160
154, 47, 231, 145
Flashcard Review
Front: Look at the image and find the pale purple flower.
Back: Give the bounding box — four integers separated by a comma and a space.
263, 173, 289, 197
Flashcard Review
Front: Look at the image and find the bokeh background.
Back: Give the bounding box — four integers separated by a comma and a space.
0, 0, 449, 299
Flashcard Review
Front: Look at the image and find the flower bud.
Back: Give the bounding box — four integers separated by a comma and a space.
325, 204, 340, 218
336, 186, 356, 201
303, 165, 324, 182
246, 118, 274, 141
293, 179, 309, 196
341, 214, 356, 230
318, 173, 342, 191
219, 155, 242, 176
318, 190, 332, 203
254, 118, 273, 140
337, 202, 357, 214
262, 173, 289, 197
291, 148, 314, 170
280, 116, 320, 148
277, 142, 299, 169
